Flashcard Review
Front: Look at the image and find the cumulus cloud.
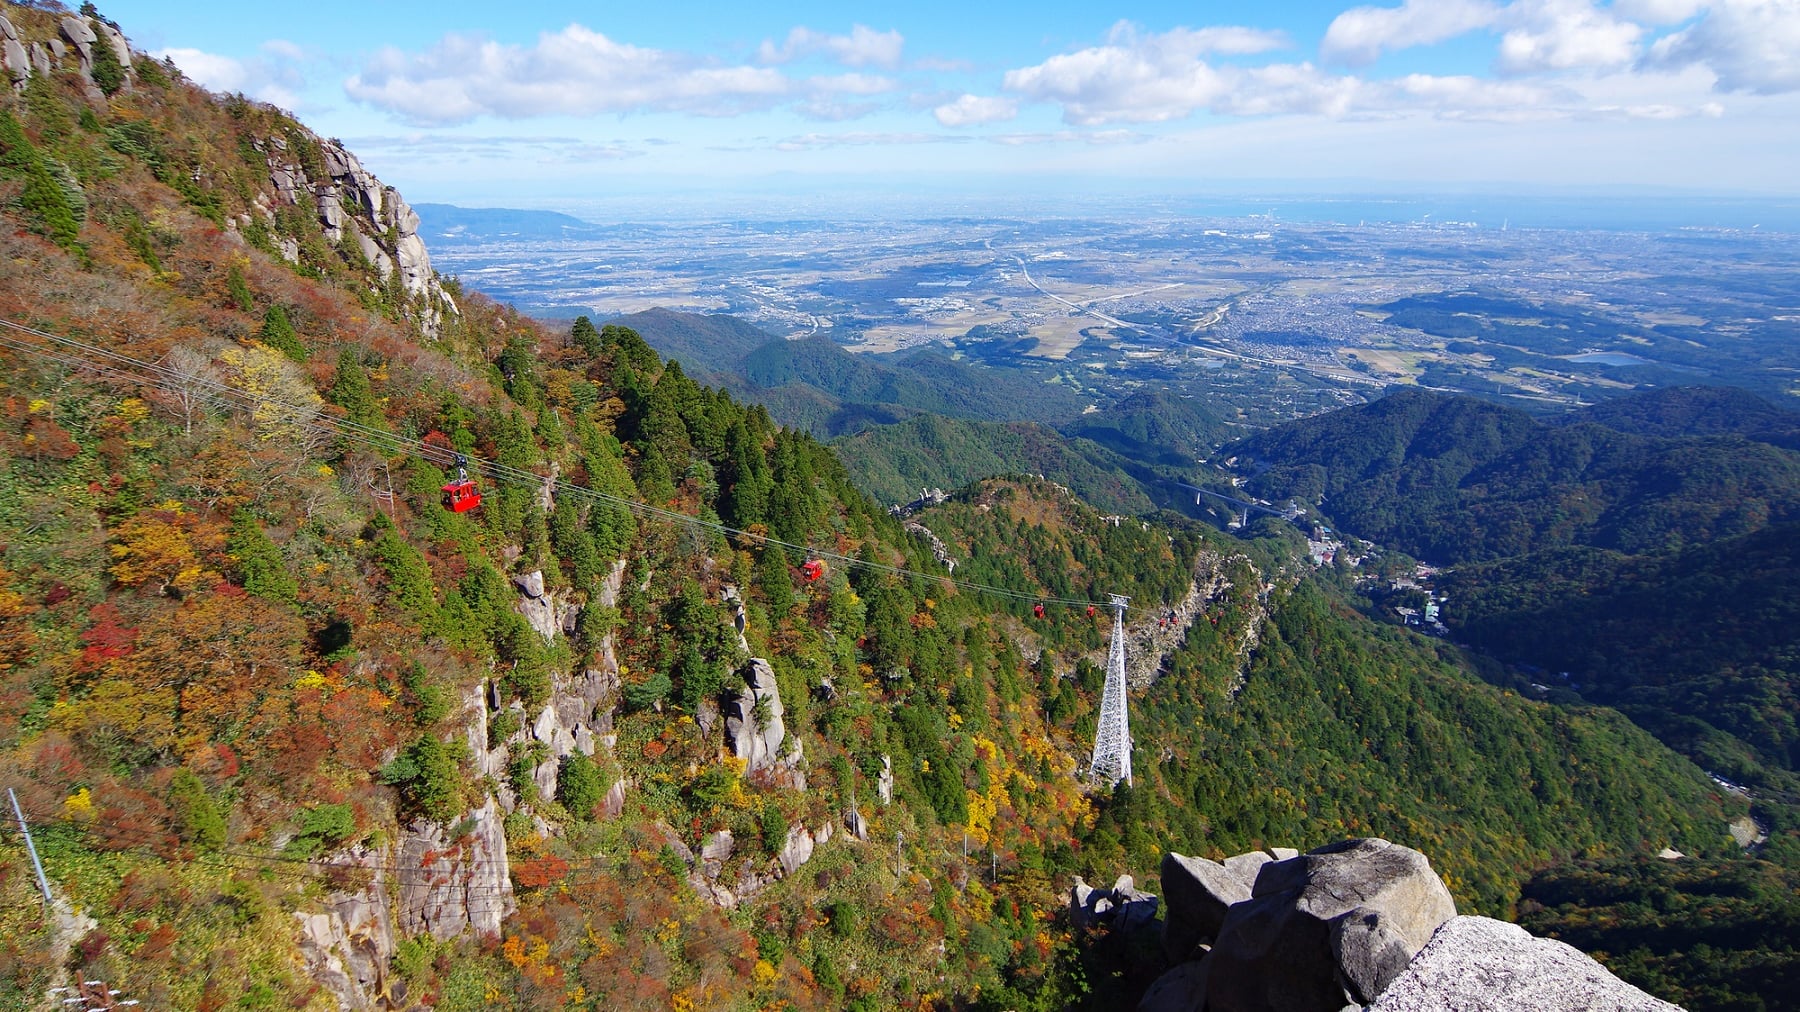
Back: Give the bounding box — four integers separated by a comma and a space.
1645, 0, 1800, 93
758, 25, 905, 68
934, 94, 1019, 126
155, 40, 309, 109
999, 21, 1731, 127
345, 25, 792, 124
1496, 0, 1643, 74
1322, 0, 1501, 65
1002, 24, 1349, 124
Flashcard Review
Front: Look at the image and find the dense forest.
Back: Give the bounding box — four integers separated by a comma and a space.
1229, 386, 1800, 563
0, 5, 1791, 1011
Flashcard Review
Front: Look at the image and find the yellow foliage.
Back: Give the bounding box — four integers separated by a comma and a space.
63, 787, 94, 821
752, 959, 778, 986
293, 670, 328, 691
27, 398, 50, 414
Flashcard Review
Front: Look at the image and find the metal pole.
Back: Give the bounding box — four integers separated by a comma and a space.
9, 788, 53, 907
895, 831, 903, 876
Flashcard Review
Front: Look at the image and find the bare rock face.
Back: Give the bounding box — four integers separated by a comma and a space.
294, 846, 396, 1010
699, 829, 735, 880
1206, 838, 1457, 1012
3, 37, 27, 88
396, 799, 515, 939
777, 824, 816, 877
58, 16, 94, 67
877, 754, 894, 804
725, 658, 789, 775
1368, 916, 1683, 1012
0, 14, 15, 40
1070, 874, 1159, 938
1161, 850, 1272, 963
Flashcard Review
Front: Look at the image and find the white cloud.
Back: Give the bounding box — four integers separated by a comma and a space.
1645, 0, 1800, 94
999, 22, 1734, 127
1322, 0, 1502, 65
345, 26, 792, 124
155, 43, 308, 109
934, 94, 1019, 126
771, 131, 968, 151
1612, 0, 1706, 23
1496, 0, 1643, 73
1002, 25, 1358, 124
758, 25, 904, 68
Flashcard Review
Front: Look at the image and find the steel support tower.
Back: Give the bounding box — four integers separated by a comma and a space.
1089, 594, 1133, 787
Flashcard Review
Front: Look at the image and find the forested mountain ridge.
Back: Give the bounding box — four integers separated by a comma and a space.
0, 5, 1777, 1010
607, 310, 1087, 438
1227, 386, 1800, 563
1445, 523, 1800, 796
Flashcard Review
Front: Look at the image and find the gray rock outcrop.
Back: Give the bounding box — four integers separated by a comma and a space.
58, 16, 94, 68
294, 846, 396, 1010
726, 658, 797, 779
247, 133, 458, 336
1205, 839, 1456, 1012
1161, 850, 1272, 963
1071, 873, 1160, 938
3, 37, 26, 89
1368, 916, 1683, 1012
395, 799, 514, 939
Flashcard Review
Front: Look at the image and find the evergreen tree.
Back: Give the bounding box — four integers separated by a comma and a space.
571, 315, 602, 356
258, 305, 306, 363
87, 19, 128, 96
226, 509, 297, 603
225, 265, 254, 312
328, 348, 385, 431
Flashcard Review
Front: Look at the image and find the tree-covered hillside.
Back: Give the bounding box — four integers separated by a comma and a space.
1445, 524, 1800, 797
1229, 387, 1800, 563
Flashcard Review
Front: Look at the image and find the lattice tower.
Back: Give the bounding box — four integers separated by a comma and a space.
1089, 594, 1133, 787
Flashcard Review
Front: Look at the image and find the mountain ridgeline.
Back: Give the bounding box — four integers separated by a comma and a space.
1227, 386, 1800, 563
0, 5, 1790, 1010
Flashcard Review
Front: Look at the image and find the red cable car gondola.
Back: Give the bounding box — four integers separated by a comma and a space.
802, 558, 826, 582
1033, 602, 1046, 619
440, 454, 482, 513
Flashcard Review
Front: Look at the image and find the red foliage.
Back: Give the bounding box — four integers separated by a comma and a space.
511, 855, 571, 889
79, 603, 140, 670
136, 922, 179, 964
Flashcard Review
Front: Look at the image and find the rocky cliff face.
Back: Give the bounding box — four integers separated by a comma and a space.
1, 10, 129, 97
296, 799, 515, 1011
246, 133, 459, 337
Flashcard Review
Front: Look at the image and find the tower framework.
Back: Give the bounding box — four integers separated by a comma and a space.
1089, 594, 1133, 787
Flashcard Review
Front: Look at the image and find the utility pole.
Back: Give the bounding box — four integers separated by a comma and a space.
895, 831, 904, 877
1088, 594, 1134, 787
9, 788, 53, 908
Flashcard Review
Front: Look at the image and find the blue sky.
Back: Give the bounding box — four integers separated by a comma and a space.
99, 0, 1800, 209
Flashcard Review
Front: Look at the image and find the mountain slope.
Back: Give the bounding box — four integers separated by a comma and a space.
1229, 387, 1800, 562
832, 414, 1156, 512
1445, 523, 1800, 794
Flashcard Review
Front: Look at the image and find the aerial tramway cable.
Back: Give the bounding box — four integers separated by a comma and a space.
0, 318, 1118, 614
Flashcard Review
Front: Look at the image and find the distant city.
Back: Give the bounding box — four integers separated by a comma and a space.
422, 199, 1800, 427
